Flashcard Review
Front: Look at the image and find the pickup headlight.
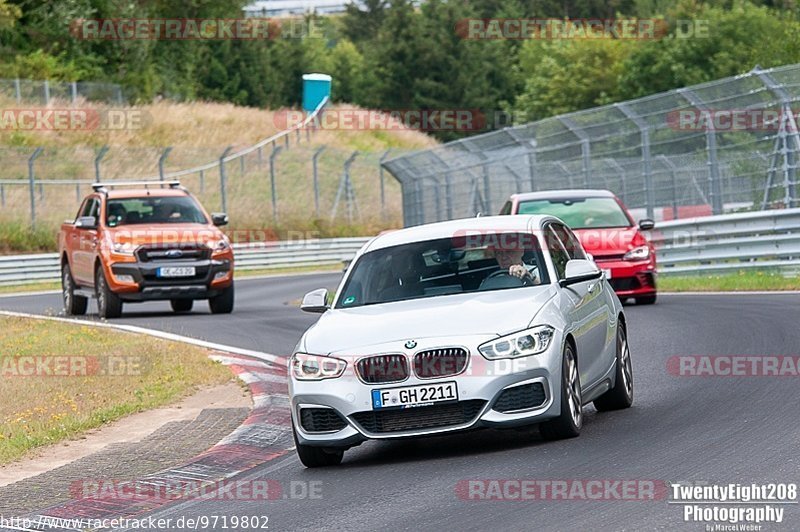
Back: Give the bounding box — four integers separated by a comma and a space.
623, 245, 650, 261
112, 242, 136, 256
208, 239, 230, 252
291, 353, 347, 380
478, 325, 555, 360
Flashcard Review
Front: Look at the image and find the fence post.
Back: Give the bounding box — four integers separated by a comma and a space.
379, 149, 392, 220
658, 155, 679, 220
678, 89, 723, 215
158, 146, 173, 181
94, 145, 109, 182
312, 146, 326, 217
14, 78, 20, 104
330, 152, 359, 222
616, 103, 655, 218
115, 86, 123, 105
0, 184, 4, 207
219, 146, 233, 213
257, 146, 263, 170
284, 133, 289, 149
269, 145, 283, 223
754, 67, 800, 208
199, 169, 205, 193
28, 147, 44, 230
76, 183, 81, 202
43, 80, 50, 105
70, 82, 78, 104
345, 152, 360, 223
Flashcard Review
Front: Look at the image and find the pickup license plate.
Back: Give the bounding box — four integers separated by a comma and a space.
157, 266, 196, 278
602, 269, 612, 279
372, 381, 458, 410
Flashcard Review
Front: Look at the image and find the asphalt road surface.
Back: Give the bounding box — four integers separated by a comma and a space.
2, 280, 799, 531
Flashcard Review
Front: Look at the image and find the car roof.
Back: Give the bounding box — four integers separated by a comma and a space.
363, 215, 558, 252
511, 189, 617, 202
104, 188, 190, 199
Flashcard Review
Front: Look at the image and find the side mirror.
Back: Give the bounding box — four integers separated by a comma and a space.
638, 218, 655, 231
559, 259, 602, 288
301, 288, 329, 313
75, 216, 97, 230
211, 213, 229, 227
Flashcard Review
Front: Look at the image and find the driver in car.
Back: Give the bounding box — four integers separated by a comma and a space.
490, 246, 541, 285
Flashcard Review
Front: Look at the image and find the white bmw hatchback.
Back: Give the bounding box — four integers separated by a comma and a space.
290, 215, 633, 467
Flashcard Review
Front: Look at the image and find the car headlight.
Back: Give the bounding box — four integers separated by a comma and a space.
112, 242, 136, 256
208, 239, 230, 252
623, 245, 650, 261
291, 353, 347, 380
478, 325, 555, 360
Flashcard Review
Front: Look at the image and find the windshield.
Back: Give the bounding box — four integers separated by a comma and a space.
335, 232, 550, 309
517, 197, 632, 229
106, 196, 207, 227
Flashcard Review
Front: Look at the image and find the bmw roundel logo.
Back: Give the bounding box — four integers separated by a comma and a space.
404, 340, 417, 349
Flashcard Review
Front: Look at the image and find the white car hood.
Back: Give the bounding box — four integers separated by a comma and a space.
301, 285, 557, 355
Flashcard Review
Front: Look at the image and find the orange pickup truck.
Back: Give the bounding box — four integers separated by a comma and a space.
58, 181, 235, 318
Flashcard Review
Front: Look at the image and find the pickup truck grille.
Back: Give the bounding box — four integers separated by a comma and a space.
136, 245, 210, 262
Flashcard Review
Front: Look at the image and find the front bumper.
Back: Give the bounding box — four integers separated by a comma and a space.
290, 337, 564, 448
595, 259, 656, 297
109, 259, 232, 301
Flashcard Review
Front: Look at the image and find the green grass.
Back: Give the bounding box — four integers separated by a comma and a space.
0, 316, 232, 464
660, 270, 800, 292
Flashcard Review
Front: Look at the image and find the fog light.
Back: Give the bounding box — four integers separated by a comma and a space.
116, 274, 134, 283
214, 272, 229, 280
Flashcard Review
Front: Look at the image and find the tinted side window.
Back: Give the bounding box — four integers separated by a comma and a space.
553, 223, 587, 260
499, 201, 512, 215
77, 197, 98, 220
544, 225, 570, 280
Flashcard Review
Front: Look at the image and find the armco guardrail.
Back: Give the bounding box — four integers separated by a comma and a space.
653, 208, 800, 275
0, 237, 371, 286
3, 210, 800, 286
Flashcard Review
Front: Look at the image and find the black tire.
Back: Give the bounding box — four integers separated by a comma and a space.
594, 324, 634, 412
95, 266, 123, 319
292, 424, 344, 468
635, 294, 657, 305
170, 299, 194, 313
209, 282, 234, 314
540, 342, 582, 441
62, 263, 87, 316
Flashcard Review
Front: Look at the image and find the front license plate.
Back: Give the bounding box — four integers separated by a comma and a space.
157, 266, 196, 278
602, 269, 612, 279
372, 381, 458, 410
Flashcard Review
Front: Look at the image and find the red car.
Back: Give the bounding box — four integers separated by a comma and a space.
500, 189, 657, 304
